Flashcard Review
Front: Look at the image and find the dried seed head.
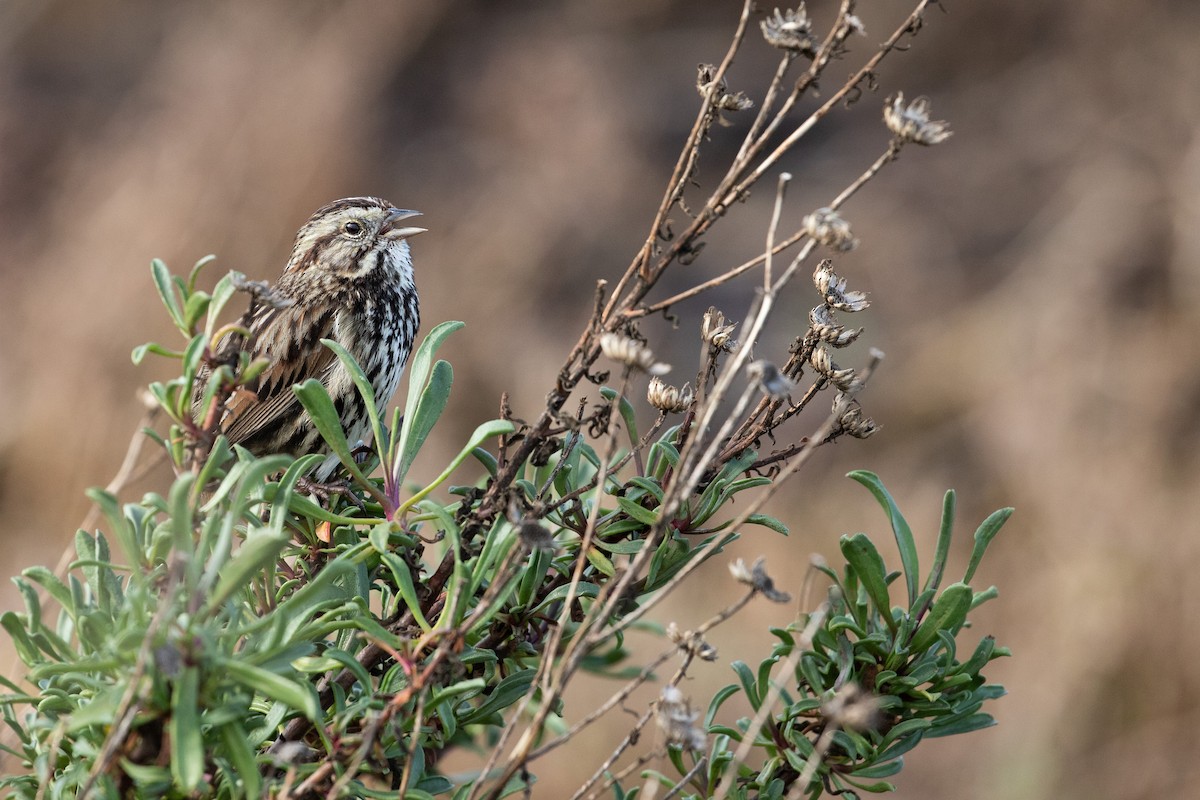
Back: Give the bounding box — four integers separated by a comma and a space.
696, 64, 754, 113
810, 346, 860, 392
809, 304, 863, 347
843, 13, 867, 37
821, 683, 882, 733
647, 377, 694, 413
657, 686, 707, 751
884, 93, 952, 146
667, 622, 719, 662
802, 207, 857, 252
835, 394, 879, 438
748, 359, 795, 400
813, 259, 869, 312
701, 307, 738, 350
517, 519, 559, 553
599, 332, 670, 375
729, 557, 792, 603
761, 6, 818, 56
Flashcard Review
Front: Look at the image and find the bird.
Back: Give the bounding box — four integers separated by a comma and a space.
205, 197, 425, 479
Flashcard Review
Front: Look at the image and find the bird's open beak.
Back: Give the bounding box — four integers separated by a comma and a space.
381, 209, 427, 240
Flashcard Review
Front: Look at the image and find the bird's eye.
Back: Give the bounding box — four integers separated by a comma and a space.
343, 221, 364, 236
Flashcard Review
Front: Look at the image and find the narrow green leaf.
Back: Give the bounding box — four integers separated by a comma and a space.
394, 419, 515, 516
205, 270, 242, 339
848, 471, 919, 608
599, 386, 639, 447
839, 533, 895, 634
218, 658, 320, 720
922, 490, 956, 606
586, 547, 616, 577
459, 669, 536, 724
21, 567, 73, 616
206, 527, 290, 613
170, 667, 204, 791
963, 508, 1013, 584
925, 712, 996, 738
186, 254, 218, 293
151, 258, 184, 328
381, 552, 431, 631
293, 379, 377, 494
319, 338, 385, 454
182, 290, 211, 333
218, 720, 262, 799
907, 582, 972, 653
131, 341, 183, 364
615, 496, 658, 526
395, 359, 454, 486
745, 513, 789, 535
393, 321, 465, 469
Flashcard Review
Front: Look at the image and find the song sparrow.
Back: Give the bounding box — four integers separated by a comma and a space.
208, 197, 425, 479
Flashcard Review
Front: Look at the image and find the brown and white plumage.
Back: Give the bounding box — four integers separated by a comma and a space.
215, 197, 424, 478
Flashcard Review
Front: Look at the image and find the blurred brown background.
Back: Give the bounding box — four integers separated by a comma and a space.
3, 1, 1199, 797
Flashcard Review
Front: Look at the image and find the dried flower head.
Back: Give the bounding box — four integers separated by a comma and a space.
696, 64, 754, 113
647, 377, 694, 413
802, 207, 857, 252
822, 683, 882, 733
667, 622, 719, 662
599, 332, 670, 375
834, 393, 879, 438
761, 6, 818, 56
810, 346, 860, 392
729, 557, 792, 603
813, 259, 869, 312
657, 686, 707, 751
809, 303, 863, 347
517, 519, 559, 553
884, 93, 952, 146
701, 307, 738, 350
748, 359, 795, 400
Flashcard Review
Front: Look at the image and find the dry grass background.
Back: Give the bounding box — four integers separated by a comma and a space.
2, 1, 1199, 797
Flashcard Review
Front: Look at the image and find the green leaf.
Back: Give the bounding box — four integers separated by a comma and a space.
319, 337, 386, 453
205, 270, 242, 338
218, 658, 320, 720
839, 533, 895, 634
459, 669, 536, 724
393, 320, 465, 473
293, 379, 377, 492
394, 419, 515, 516
206, 526, 291, 613
907, 582, 972, 653
381, 552, 432, 631
586, 547, 616, 577
217, 720, 262, 799
745, 513, 788, 535
963, 507, 1013, 584
131, 341, 183, 364
21, 567, 73, 617
395, 359, 454, 486
170, 667, 204, 792
925, 712, 996, 738
615, 496, 658, 526
186, 254, 218, 293
151, 258, 184, 329
848, 471, 919, 608
599, 386, 639, 447
922, 490, 956, 605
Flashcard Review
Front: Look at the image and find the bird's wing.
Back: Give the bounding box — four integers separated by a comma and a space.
220, 302, 338, 447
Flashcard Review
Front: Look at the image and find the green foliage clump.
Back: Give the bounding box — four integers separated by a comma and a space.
0, 260, 1010, 799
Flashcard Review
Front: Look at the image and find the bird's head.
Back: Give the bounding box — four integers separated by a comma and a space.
285, 197, 426, 281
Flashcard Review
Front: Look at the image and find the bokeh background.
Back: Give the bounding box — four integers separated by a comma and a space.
3, 1, 1199, 797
